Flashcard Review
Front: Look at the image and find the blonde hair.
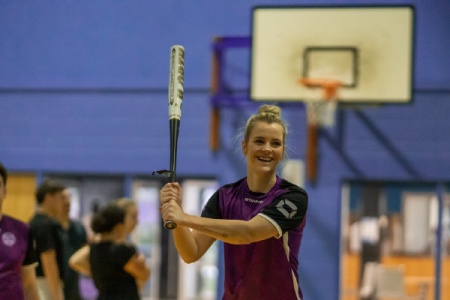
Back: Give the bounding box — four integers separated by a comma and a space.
244, 105, 288, 144
113, 198, 136, 212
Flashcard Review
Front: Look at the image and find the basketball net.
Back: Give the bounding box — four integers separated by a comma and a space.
299, 77, 342, 127
299, 78, 342, 182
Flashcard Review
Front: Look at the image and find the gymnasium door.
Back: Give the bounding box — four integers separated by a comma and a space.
340, 181, 450, 300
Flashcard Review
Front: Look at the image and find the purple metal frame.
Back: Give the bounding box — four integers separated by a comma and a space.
210, 36, 305, 110
210, 36, 252, 108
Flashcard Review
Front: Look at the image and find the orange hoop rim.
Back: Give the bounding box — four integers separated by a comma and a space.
299, 77, 343, 100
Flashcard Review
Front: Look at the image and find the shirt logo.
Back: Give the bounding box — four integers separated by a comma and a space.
2, 232, 16, 247
244, 198, 263, 204
276, 199, 297, 219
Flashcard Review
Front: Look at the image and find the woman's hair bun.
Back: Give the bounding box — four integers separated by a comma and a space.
257, 105, 281, 119
91, 204, 125, 234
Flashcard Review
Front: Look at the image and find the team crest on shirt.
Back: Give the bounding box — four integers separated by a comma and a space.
2, 232, 16, 247
276, 199, 297, 219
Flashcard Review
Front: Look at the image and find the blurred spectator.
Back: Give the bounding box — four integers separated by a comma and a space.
70, 204, 150, 300
30, 179, 66, 300
81, 200, 100, 243
57, 190, 87, 300
114, 198, 138, 242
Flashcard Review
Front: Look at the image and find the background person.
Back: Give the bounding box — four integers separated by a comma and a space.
113, 198, 145, 290
69, 204, 150, 300
81, 201, 100, 244
160, 105, 308, 300
113, 198, 138, 242
30, 180, 67, 300
0, 161, 40, 300
69, 198, 144, 290
57, 190, 87, 300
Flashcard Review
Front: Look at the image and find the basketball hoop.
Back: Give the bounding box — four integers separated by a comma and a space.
299, 78, 342, 182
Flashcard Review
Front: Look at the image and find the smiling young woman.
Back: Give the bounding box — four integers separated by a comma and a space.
242, 105, 286, 193
159, 105, 308, 300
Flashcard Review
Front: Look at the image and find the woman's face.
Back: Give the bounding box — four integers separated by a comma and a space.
124, 205, 138, 235
242, 121, 285, 175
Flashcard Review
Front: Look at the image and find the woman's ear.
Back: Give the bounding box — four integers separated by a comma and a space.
113, 223, 125, 233
241, 140, 247, 156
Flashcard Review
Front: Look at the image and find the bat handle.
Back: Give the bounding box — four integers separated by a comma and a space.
164, 220, 177, 230
163, 173, 179, 230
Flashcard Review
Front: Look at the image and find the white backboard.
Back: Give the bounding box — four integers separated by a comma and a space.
251, 6, 414, 103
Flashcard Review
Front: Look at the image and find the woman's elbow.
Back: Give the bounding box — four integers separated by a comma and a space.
68, 258, 79, 271
181, 254, 200, 264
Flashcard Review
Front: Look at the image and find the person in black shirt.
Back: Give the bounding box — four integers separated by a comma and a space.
70, 204, 150, 300
57, 189, 87, 300
30, 179, 67, 300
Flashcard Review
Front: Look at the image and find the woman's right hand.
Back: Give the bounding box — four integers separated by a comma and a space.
159, 182, 182, 207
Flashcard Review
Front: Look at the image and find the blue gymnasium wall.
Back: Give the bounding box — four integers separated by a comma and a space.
1, 1, 450, 300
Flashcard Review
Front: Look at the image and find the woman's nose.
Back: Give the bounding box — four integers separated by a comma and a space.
260, 144, 272, 152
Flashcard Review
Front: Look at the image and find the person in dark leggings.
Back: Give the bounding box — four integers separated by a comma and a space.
69, 204, 150, 300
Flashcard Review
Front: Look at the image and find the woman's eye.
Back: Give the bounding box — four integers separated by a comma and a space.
254, 140, 263, 144
272, 142, 281, 147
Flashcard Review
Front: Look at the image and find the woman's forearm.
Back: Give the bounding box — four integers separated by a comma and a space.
160, 199, 277, 248
180, 215, 255, 245
69, 245, 92, 277
173, 226, 204, 263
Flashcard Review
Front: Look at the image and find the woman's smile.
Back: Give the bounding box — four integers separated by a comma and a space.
243, 121, 285, 174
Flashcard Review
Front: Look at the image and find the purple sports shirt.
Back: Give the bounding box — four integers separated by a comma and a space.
201, 176, 308, 300
0, 215, 37, 300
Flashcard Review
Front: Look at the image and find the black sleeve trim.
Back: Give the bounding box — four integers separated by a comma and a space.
23, 228, 38, 266
259, 189, 308, 235
200, 190, 222, 219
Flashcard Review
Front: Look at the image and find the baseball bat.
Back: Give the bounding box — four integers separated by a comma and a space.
165, 45, 184, 230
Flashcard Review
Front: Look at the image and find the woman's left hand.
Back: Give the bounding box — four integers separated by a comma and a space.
159, 200, 186, 225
